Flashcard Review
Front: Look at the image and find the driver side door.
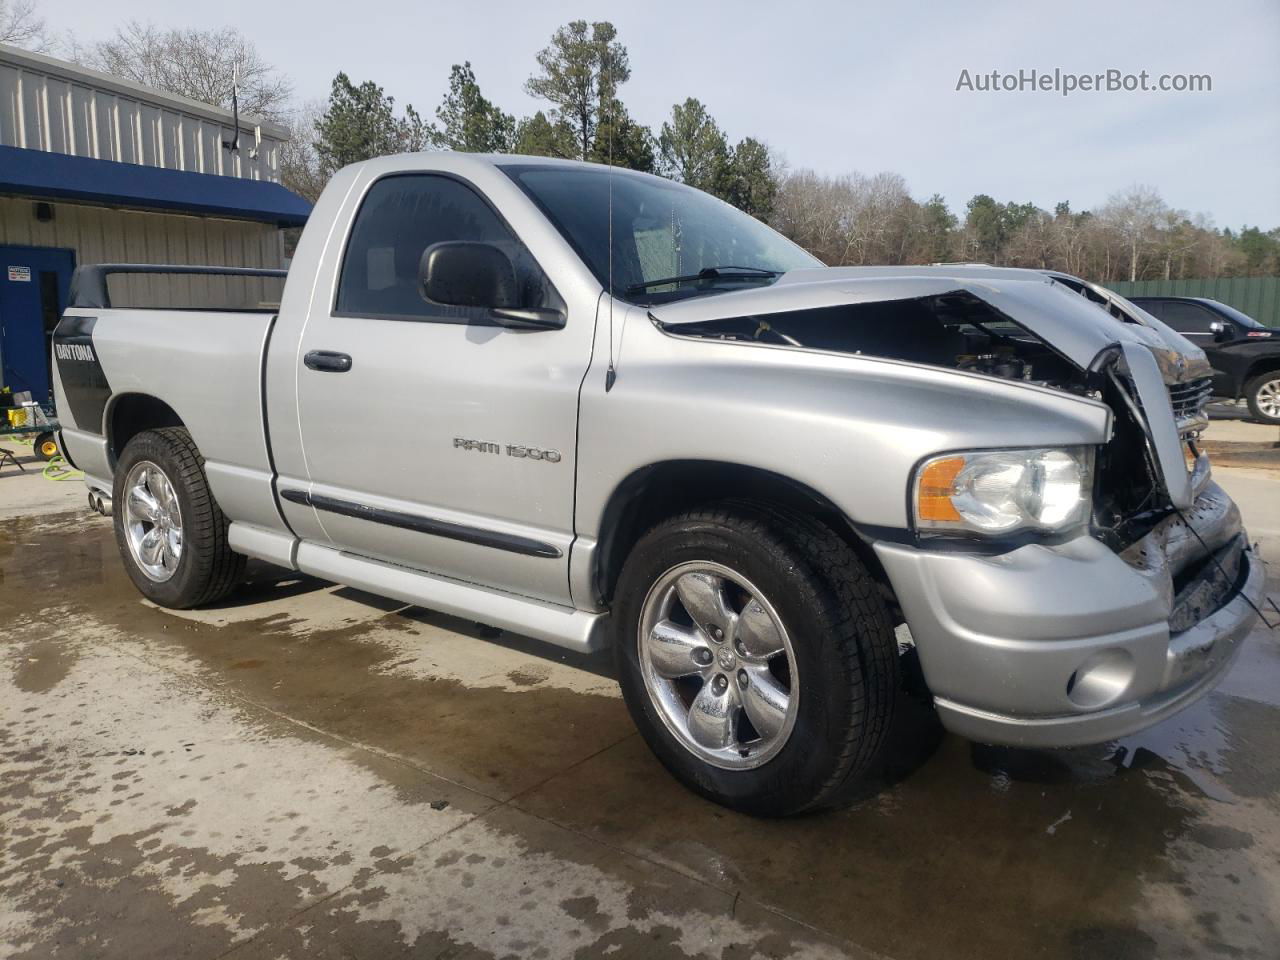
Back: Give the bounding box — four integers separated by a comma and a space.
285, 173, 593, 605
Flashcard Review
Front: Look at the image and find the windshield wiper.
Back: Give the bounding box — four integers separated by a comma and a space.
625, 265, 779, 294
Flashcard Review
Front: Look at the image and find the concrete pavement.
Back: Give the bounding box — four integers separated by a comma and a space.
1, 418, 1278, 959
0, 441, 87, 520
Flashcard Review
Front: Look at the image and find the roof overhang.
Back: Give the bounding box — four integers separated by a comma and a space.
0, 145, 311, 227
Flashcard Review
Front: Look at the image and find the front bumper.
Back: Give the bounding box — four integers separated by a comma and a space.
874, 479, 1265, 748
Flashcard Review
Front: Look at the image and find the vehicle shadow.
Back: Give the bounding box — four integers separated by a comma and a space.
389, 603, 617, 679
197, 559, 332, 609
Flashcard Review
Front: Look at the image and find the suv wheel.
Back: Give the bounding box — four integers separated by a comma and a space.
613, 502, 898, 816
113, 427, 244, 608
1245, 371, 1280, 424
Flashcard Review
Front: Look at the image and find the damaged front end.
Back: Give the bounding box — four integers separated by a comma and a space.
651, 274, 1262, 685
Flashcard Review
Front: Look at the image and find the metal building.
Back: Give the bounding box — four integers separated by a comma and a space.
0, 42, 311, 402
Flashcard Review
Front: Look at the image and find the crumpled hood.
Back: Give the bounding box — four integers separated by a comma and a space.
652, 268, 1206, 508
1092, 288, 1214, 384
651, 269, 1212, 385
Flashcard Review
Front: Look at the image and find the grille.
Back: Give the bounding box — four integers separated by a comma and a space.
1168, 376, 1213, 433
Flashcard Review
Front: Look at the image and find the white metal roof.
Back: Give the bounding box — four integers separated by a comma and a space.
0, 42, 288, 183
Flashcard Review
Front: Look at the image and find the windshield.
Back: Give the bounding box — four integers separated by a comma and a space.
502, 164, 821, 304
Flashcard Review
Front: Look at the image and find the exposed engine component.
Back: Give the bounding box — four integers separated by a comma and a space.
954, 351, 1029, 381
663, 290, 1085, 392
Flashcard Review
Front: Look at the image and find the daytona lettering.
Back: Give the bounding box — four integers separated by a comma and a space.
55, 343, 96, 362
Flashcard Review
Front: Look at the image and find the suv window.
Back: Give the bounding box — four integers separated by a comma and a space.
1142, 300, 1219, 334
1133, 299, 1167, 321
336, 174, 553, 321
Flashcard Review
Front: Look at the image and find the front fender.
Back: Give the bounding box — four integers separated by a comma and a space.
575, 316, 1111, 543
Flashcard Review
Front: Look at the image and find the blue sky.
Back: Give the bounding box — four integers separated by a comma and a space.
43, 0, 1280, 227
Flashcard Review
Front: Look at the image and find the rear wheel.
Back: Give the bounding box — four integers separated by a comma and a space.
1245, 371, 1280, 424
613, 502, 899, 816
112, 427, 244, 608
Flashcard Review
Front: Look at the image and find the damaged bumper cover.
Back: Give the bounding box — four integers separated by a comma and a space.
874, 478, 1264, 748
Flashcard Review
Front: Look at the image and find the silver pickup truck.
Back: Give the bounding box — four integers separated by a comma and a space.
51, 153, 1263, 816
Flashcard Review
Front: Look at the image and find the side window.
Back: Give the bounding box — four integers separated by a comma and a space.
1155, 301, 1217, 334
335, 174, 553, 321
1135, 300, 1169, 321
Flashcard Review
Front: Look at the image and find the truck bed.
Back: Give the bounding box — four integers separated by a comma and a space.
52, 265, 288, 533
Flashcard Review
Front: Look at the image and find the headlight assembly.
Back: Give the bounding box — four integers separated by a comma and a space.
913, 447, 1094, 536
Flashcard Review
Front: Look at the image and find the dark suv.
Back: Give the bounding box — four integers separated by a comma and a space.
1130, 296, 1280, 424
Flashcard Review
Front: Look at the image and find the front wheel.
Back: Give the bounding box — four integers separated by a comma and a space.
1244, 371, 1280, 425
112, 427, 245, 608
613, 503, 899, 816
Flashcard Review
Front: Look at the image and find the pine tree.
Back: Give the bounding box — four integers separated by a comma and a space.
431, 63, 515, 153
314, 73, 429, 176
524, 20, 632, 162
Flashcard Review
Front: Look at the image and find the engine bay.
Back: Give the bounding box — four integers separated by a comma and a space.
659, 290, 1180, 548
657, 291, 1089, 393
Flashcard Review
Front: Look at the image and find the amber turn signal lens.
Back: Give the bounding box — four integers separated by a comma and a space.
916, 456, 965, 522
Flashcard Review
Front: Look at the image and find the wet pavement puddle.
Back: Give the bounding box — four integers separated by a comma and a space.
2, 513, 1278, 959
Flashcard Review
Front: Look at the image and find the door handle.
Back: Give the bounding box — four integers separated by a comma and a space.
303, 350, 352, 373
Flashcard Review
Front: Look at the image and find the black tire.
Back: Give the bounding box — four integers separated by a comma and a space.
1244, 370, 1280, 425
613, 502, 899, 817
34, 431, 58, 461
112, 427, 244, 608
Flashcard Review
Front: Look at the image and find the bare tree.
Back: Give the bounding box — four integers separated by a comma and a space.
770, 169, 849, 263
1099, 185, 1167, 282
772, 169, 922, 266
1005, 209, 1057, 269
848, 172, 917, 264
278, 101, 327, 203
75, 22, 292, 121
1, 0, 51, 50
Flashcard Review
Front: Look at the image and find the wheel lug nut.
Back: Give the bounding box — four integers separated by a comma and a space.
734, 639, 746, 656
710, 626, 724, 641
738, 669, 749, 687
694, 648, 713, 666
712, 674, 728, 694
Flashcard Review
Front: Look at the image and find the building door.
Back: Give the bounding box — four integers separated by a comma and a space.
0, 245, 77, 403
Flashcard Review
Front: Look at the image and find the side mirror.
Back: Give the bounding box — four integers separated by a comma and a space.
420, 241, 518, 310
419, 241, 564, 329
1208, 320, 1230, 341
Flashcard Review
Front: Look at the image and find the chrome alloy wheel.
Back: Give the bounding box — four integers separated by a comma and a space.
637, 562, 799, 769
1257, 377, 1280, 419
123, 460, 184, 582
